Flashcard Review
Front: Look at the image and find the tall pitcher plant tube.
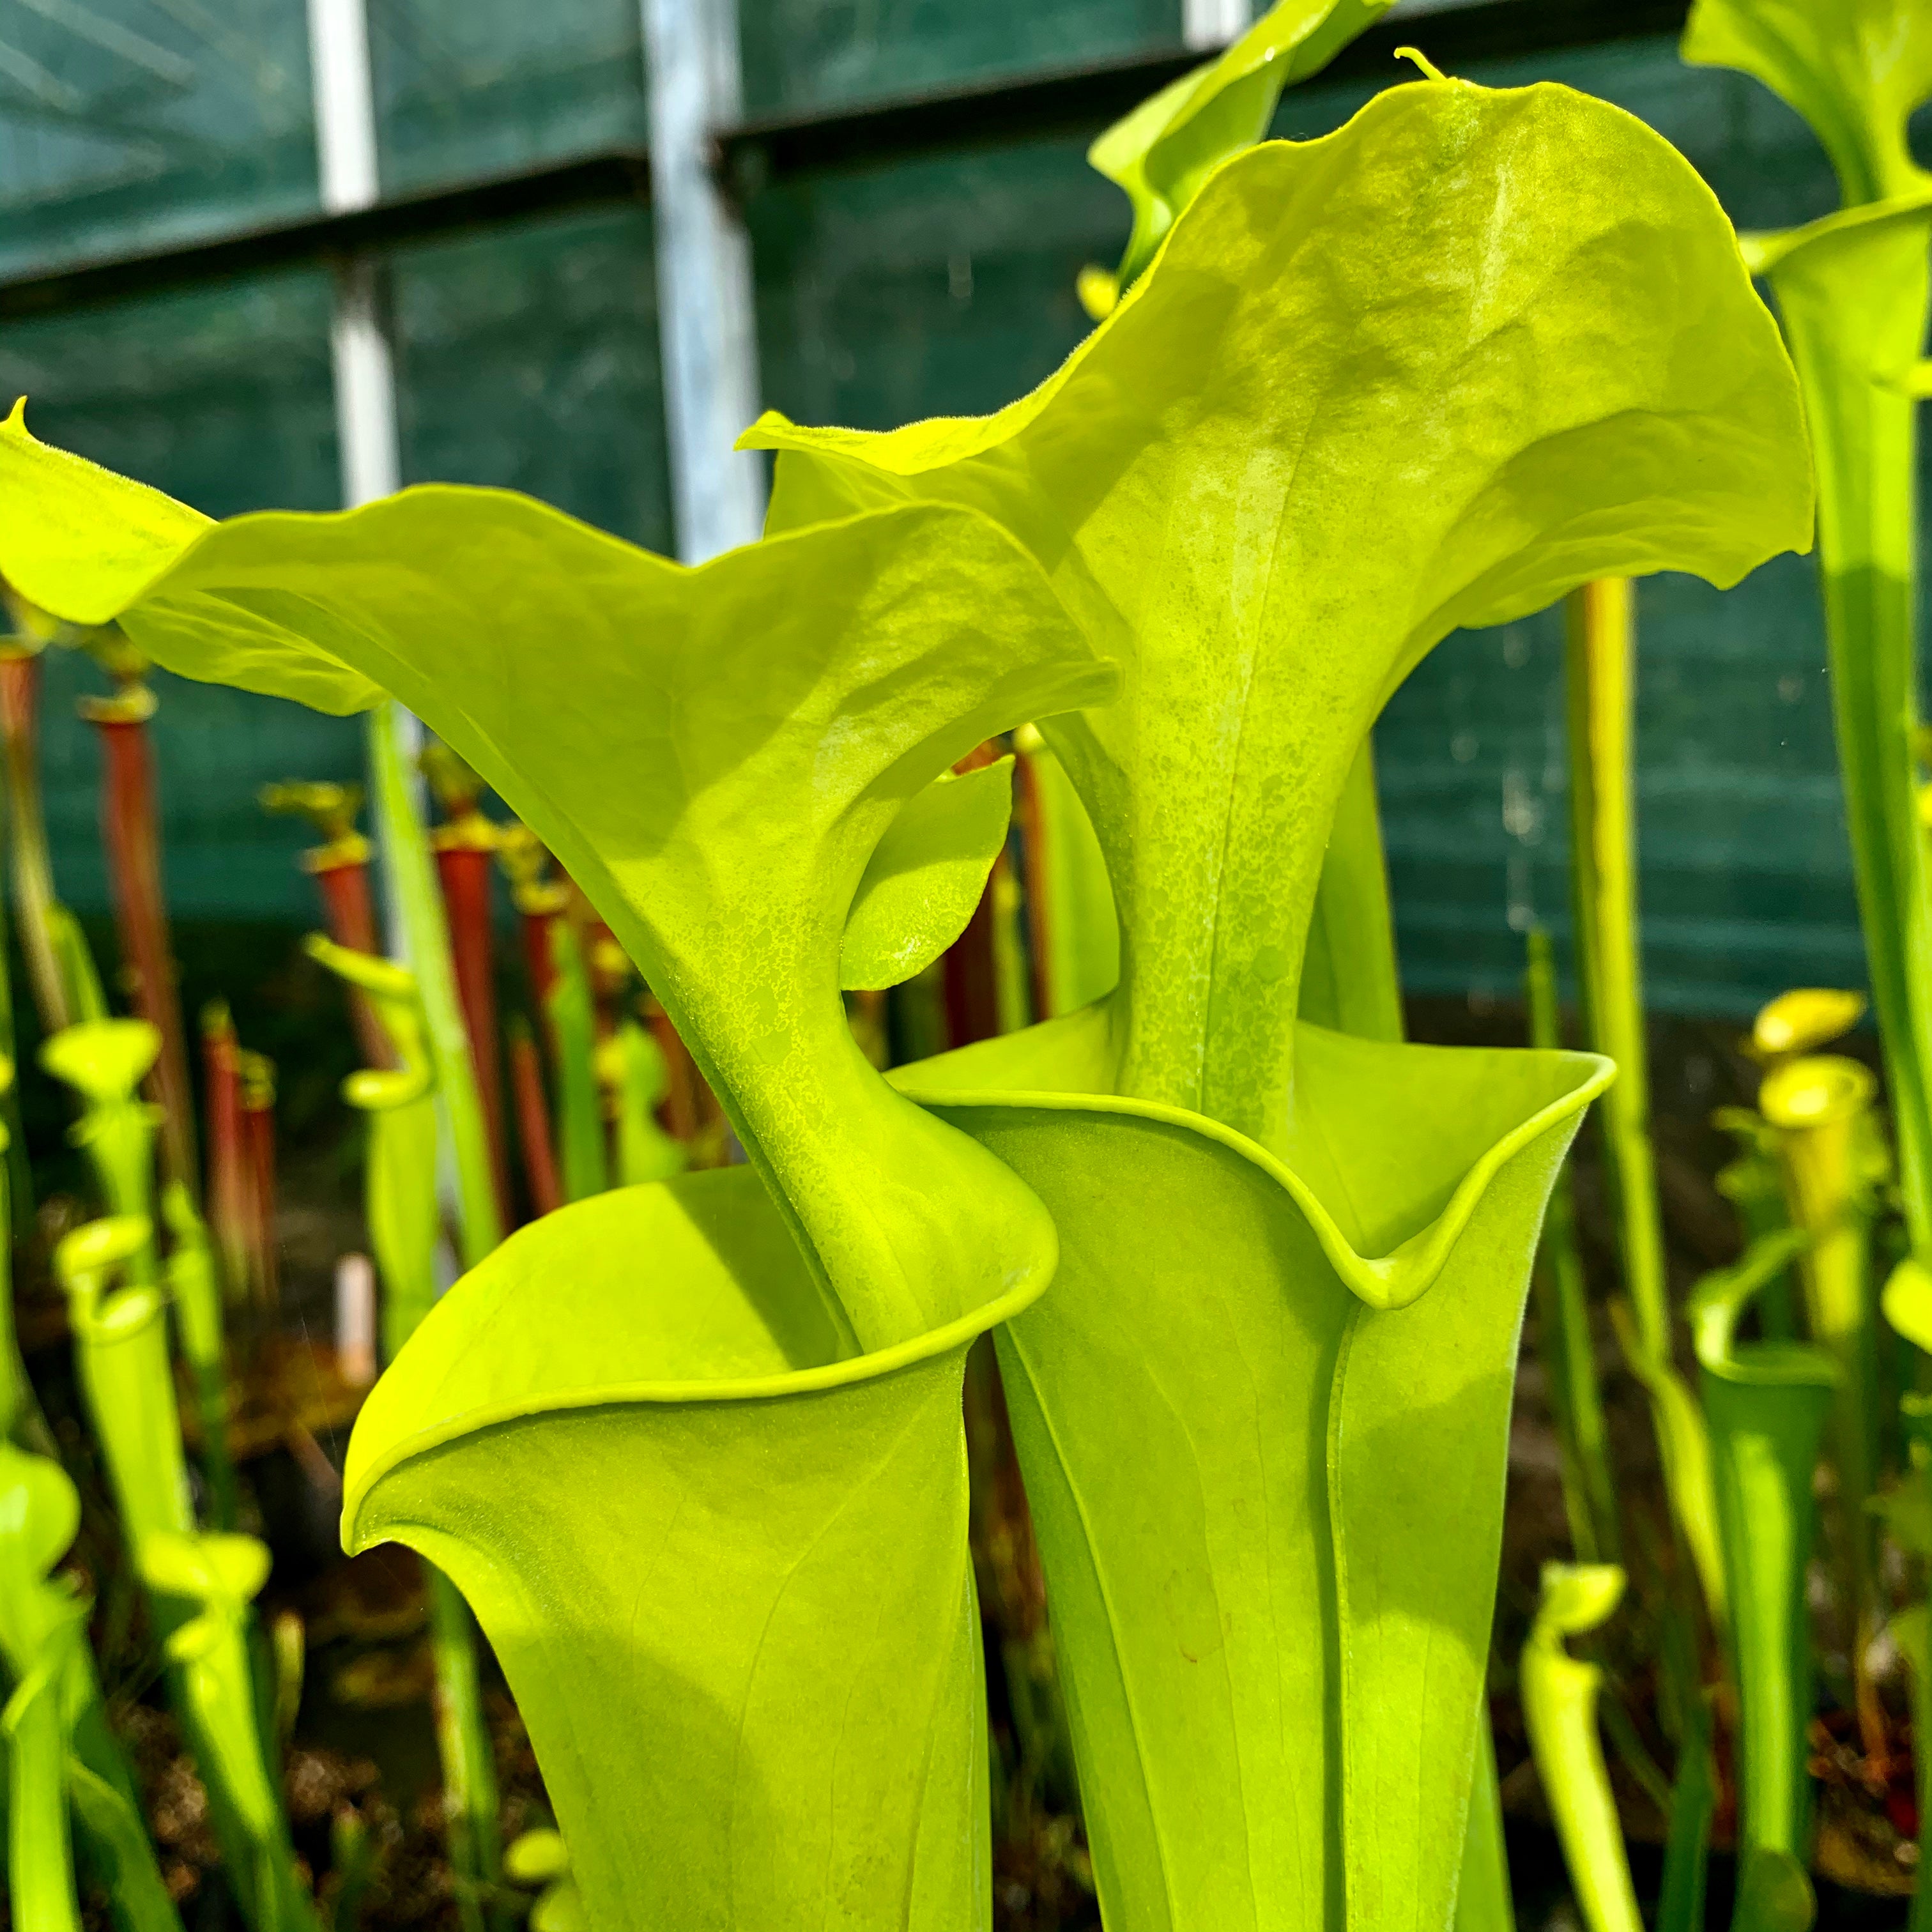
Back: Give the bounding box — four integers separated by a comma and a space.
0, 435, 1107, 1926
1566, 577, 1728, 1625
747, 79, 1811, 1932
80, 671, 197, 1195
306, 937, 503, 1931
1683, 0, 1932, 1258
0, 75, 1809, 1932
1687, 1234, 1834, 1932
54, 1216, 315, 1932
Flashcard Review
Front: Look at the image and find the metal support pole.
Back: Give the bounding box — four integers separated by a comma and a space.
307, 0, 455, 1266
307, 0, 401, 511
1183, 0, 1253, 52
643, 0, 766, 562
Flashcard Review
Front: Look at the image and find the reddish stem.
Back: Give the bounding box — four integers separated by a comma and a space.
242, 1068, 279, 1315
201, 1006, 250, 1303
312, 857, 394, 1070
315, 857, 379, 953
521, 908, 559, 1013
646, 1003, 700, 1143
434, 843, 512, 1228
91, 705, 197, 1195
0, 654, 68, 1035
507, 1021, 562, 1218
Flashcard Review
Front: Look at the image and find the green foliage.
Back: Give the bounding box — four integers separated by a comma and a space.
602, 1020, 687, 1187
841, 757, 1014, 992
1522, 1565, 1643, 1932
1682, 0, 1932, 208
1685, 0, 1932, 1284
1688, 1232, 1833, 1931
746, 74, 1807, 1932
54, 1218, 314, 1932
0, 408, 1112, 1355
307, 937, 441, 1358
306, 935, 505, 1929
342, 1173, 1029, 1928
160, 1182, 239, 1533
1082, 0, 1395, 302
544, 920, 608, 1205
367, 700, 502, 1266
748, 80, 1811, 1160
901, 1023, 1606, 1926
41, 1019, 162, 1285
1014, 731, 1117, 1018
0, 69, 1814, 1932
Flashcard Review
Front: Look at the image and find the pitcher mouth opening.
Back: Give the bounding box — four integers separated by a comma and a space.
898, 1020, 1613, 1314
342, 1167, 1052, 1542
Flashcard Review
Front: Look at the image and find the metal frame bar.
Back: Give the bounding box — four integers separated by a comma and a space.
643, 0, 767, 561
1, 0, 1689, 326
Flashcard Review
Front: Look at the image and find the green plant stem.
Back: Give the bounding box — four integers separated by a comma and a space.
162, 1181, 238, 1533
1522, 1565, 1644, 1932
1893, 1607, 1932, 1932
307, 937, 506, 1930
42, 1020, 162, 1288
57, 1221, 316, 1932
1760, 208, 1932, 1261
368, 701, 502, 1267
1567, 578, 1725, 1625
0, 650, 70, 1038
546, 921, 606, 1205
1567, 580, 1667, 1353
1655, 1694, 1715, 1932
1526, 926, 1618, 1563
427, 1567, 503, 1932
1015, 726, 1117, 1019
45, 903, 107, 1023
1690, 1232, 1830, 1932
607, 1018, 685, 1188
4, 1656, 83, 1932
1763, 1058, 1882, 1748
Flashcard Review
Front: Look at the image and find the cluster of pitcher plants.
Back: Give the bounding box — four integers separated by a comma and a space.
0, 0, 1927, 1925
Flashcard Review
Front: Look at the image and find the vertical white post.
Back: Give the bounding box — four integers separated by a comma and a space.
307, 0, 400, 510
1183, 0, 1253, 52
309, 0, 459, 1260
643, 0, 766, 563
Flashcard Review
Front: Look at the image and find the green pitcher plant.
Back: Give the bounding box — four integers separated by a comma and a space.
0, 1055, 181, 1932
1522, 1564, 1644, 1932
746, 73, 1808, 1931
1757, 1053, 1885, 1730
54, 1215, 316, 1932
41, 1017, 239, 1528
1075, 0, 1394, 314
1687, 1231, 1834, 1932
306, 933, 506, 1932
1683, 0, 1932, 1267
1566, 576, 1726, 1630
42, 1017, 164, 1285
0, 66, 1813, 1932
600, 1016, 689, 1188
